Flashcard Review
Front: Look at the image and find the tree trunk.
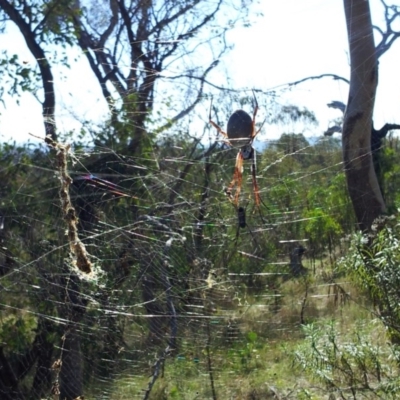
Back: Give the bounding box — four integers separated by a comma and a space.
58, 274, 86, 400
342, 0, 386, 231
59, 331, 84, 400
30, 318, 55, 399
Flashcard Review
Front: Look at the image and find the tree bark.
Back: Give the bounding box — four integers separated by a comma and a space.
342, 0, 386, 232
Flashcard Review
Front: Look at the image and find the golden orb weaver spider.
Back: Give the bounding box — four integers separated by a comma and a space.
209, 91, 262, 207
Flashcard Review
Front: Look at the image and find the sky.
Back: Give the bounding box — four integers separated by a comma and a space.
0, 0, 399, 144
223, 0, 400, 140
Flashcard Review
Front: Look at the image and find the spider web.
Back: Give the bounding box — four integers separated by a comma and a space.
0, 86, 367, 399
1, 2, 396, 391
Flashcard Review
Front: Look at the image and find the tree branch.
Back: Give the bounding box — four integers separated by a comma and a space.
288, 73, 349, 87
0, 0, 56, 140
149, 1, 202, 37
155, 60, 219, 134
98, 0, 119, 50
157, 0, 224, 63
375, 0, 400, 58
71, 17, 113, 101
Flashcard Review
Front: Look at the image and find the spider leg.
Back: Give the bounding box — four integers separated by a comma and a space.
226, 151, 243, 206
209, 99, 231, 145
251, 90, 259, 121
255, 117, 267, 138
250, 90, 267, 142
233, 152, 243, 206
250, 90, 259, 140
251, 149, 261, 207
209, 119, 229, 140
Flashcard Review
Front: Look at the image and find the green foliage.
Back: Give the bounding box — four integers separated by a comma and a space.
224, 330, 261, 373
382, 137, 400, 211
339, 215, 400, 342
2, 0, 400, 398
0, 53, 41, 100
274, 133, 310, 154
294, 321, 400, 398
0, 314, 36, 353
0, 123, 399, 398
273, 105, 318, 126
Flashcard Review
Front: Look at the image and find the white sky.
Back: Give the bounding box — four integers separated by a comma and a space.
0, 0, 399, 144
223, 0, 400, 140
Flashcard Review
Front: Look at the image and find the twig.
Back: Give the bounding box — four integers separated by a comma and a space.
163, 238, 178, 350
205, 318, 217, 400
142, 346, 171, 400
288, 73, 349, 87
300, 279, 309, 325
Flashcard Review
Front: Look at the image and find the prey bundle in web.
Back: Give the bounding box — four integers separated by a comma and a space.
46, 136, 94, 277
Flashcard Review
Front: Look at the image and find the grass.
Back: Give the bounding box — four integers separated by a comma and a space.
84, 262, 396, 400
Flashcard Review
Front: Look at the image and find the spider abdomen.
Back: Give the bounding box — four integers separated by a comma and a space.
208, 90, 261, 207
227, 110, 253, 148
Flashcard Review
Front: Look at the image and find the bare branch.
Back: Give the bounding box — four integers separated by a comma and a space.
72, 14, 126, 99
327, 101, 346, 113
157, 0, 224, 63
149, 1, 202, 37
72, 19, 113, 101
324, 125, 342, 136
98, 0, 119, 49
155, 60, 220, 134
374, 123, 400, 139
375, 0, 400, 58
288, 73, 349, 87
